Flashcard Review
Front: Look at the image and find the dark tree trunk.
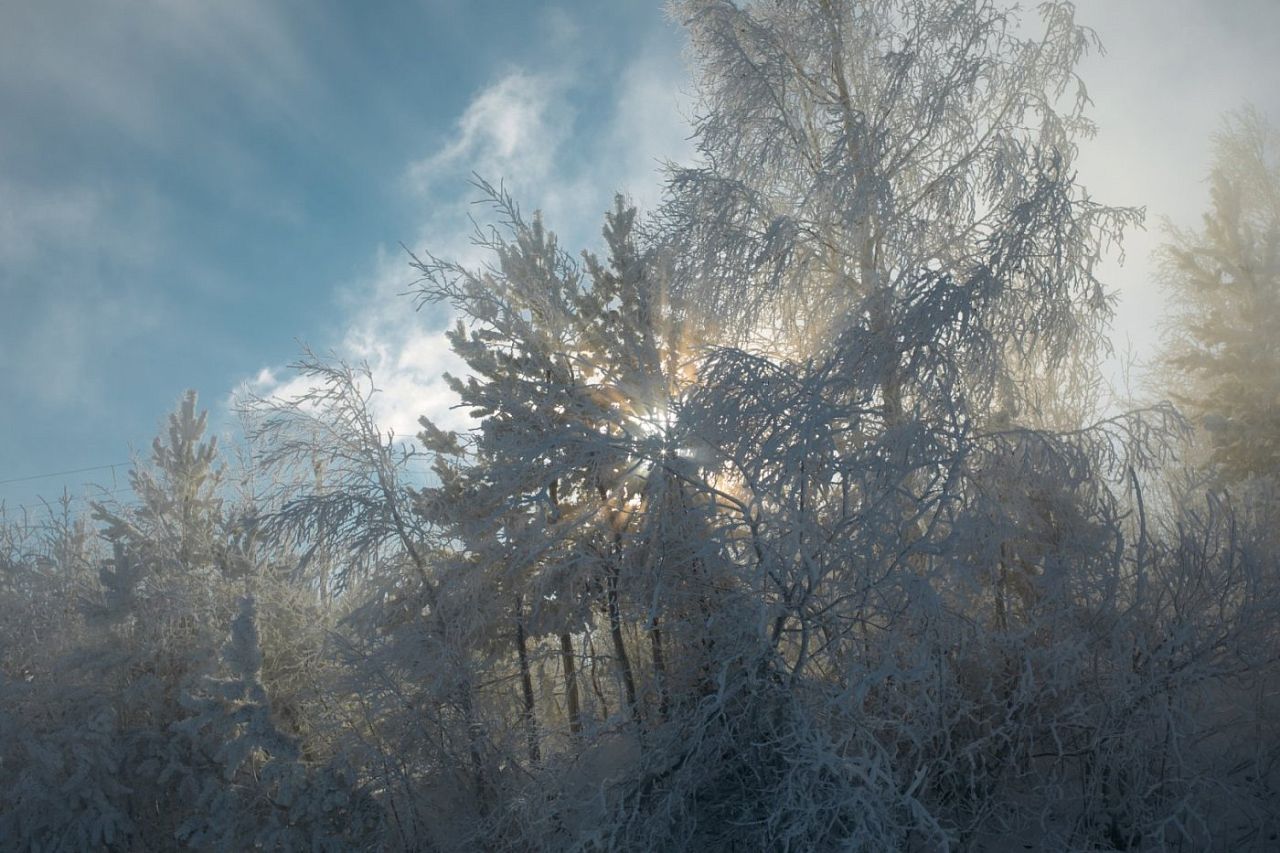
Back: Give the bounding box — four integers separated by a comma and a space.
559, 632, 583, 736
649, 616, 669, 722
606, 564, 640, 724
515, 595, 540, 763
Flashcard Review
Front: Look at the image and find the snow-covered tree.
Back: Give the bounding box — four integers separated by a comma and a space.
1160, 107, 1280, 485
414, 188, 700, 723
400, 2, 1274, 849
3, 4, 1279, 851
174, 595, 377, 851
242, 351, 497, 846
662, 0, 1138, 423
0, 394, 238, 849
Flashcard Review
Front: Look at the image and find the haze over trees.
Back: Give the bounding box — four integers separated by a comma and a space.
2, 2, 1279, 851
1158, 107, 1280, 487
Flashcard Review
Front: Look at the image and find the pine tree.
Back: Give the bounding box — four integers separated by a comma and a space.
174, 595, 377, 851
76, 391, 242, 846
1159, 107, 1280, 485
413, 186, 721, 731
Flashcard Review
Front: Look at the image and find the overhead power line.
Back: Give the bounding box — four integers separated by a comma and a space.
0, 463, 130, 487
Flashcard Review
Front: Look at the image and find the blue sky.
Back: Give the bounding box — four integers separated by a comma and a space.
2, 0, 1278, 512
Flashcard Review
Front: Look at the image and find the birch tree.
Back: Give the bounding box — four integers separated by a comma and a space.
663, 0, 1138, 425
243, 352, 497, 845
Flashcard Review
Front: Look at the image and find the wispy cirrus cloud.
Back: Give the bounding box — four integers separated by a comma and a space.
0, 182, 100, 269
0, 0, 315, 418
243, 24, 696, 442
407, 71, 572, 198
0, 177, 165, 408
0, 0, 309, 148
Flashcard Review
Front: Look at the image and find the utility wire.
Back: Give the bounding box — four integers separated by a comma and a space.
0, 486, 140, 517
0, 463, 130, 487
0, 462, 133, 517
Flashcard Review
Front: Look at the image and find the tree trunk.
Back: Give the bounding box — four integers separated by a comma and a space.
606, 564, 640, 724
649, 616, 669, 722
515, 595, 540, 763
996, 542, 1010, 633
559, 632, 583, 736
457, 679, 490, 808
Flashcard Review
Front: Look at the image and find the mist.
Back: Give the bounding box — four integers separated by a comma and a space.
3, 2, 1279, 850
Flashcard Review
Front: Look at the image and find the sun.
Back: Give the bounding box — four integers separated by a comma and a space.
632, 403, 676, 440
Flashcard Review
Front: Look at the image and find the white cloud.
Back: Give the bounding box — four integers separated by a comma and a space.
3, 286, 162, 408
0, 182, 100, 269
594, 50, 697, 212
408, 71, 569, 195
0, 0, 309, 148
242, 34, 696, 446
0, 177, 166, 408
0, 0, 314, 415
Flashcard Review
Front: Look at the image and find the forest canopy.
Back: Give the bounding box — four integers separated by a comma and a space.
2, 2, 1278, 851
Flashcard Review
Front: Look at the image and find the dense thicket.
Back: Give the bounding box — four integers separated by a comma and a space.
2, 2, 1278, 851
